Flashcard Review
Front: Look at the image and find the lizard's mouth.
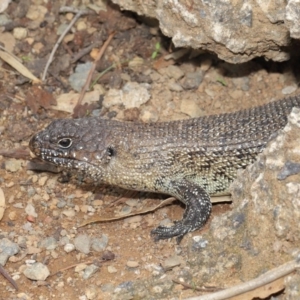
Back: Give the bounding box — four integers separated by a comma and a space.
30, 143, 103, 181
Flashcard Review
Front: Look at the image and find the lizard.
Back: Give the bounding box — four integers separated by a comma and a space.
29, 94, 300, 242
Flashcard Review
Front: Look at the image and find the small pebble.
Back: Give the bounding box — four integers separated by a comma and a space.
23, 262, 50, 281
282, 85, 297, 95
75, 264, 87, 273
126, 260, 139, 268
164, 65, 185, 80
5, 159, 22, 172
64, 243, 75, 253
13, 27, 27, 39
91, 235, 108, 252
0, 238, 20, 265
62, 209, 76, 217
74, 234, 91, 254
181, 71, 203, 90
162, 255, 181, 270
38, 176, 48, 186
107, 265, 117, 273
83, 264, 99, 279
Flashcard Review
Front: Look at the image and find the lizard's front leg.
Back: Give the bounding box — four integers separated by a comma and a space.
151, 179, 212, 243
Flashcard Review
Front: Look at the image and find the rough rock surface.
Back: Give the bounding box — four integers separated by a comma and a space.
112, 0, 300, 63
187, 107, 300, 297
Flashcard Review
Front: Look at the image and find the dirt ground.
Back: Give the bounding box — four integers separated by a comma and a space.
0, 1, 300, 300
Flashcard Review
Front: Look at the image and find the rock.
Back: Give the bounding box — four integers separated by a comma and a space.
64, 243, 75, 253
39, 237, 57, 250
13, 27, 27, 39
69, 62, 93, 92
232, 77, 250, 91
25, 203, 37, 218
181, 71, 203, 90
168, 80, 183, 92
103, 82, 151, 109
180, 98, 204, 118
62, 209, 76, 218
85, 285, 100, 299
0, 238, 19, 265
83, 265, 99, 280
91, 235, 108, 252
23, 262, 50, 281
74, 234, 91, 254
5, 159, 22, 172
161, 255, 181, 270
191, 236, 208, 250
164, 65, 185, 80
126, 260, 139, 268
107, 265, 117, 273
111, 0, 294, 63
180, 107, 300, 298
282, 85, 297, 95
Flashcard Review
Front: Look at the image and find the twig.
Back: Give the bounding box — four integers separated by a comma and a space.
71, 41, 103, 63
172, 278, 221, 293
42, 8, 92, 81
0, 264, 18, 290
75, 32, 115, 108
185, 258, 300, 300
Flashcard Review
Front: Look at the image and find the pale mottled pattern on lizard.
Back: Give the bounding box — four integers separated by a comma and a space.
29, 95, 300, 242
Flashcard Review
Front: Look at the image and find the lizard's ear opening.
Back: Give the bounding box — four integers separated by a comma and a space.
107, 146, 115, 158
58, 138, 73, 149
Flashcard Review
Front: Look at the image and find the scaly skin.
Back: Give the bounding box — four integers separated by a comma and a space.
30, 95, 300, 241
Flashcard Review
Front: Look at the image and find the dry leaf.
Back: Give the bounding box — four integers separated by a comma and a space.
0, 188, 6, 221
52, 90, 100, 113
0, 50, 41, 83
229, 277, 285, 300
26, 86, 56, 113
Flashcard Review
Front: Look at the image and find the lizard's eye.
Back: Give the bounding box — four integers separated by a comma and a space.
58, 138, 73, 148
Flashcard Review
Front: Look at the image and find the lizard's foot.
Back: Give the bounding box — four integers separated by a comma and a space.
151, 180, 212, 243
151, 221, 191, 243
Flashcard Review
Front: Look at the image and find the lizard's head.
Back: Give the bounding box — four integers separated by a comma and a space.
29, 118, 114, 181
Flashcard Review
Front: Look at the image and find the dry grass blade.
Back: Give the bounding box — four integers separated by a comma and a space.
0, 49, 41, 83
79, 194, 231, 227
79, 197, 176, 227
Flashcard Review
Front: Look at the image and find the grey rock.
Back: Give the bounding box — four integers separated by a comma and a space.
277, 161, 300, 180
82, 264, 99, 279
0, 238, 20, 266
68, 62, 93, 92
111, 0, 294, 63
103, 82, 151, 109
57, 199, 67, 208
181, 71, 203, 90
161, 255, 181, 270
39, 237, 58, 250
91, 235, 108, 252
74, 234, 91, 254
23, 262, 50, 281
191, 236, 208, 251
232, 77, 250, 91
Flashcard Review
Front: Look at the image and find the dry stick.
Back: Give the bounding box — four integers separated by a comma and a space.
185, 259, 300, 300
75, 32, 115, 108
0, 264, 18, 290
172, 278, 221, 293
42, 8, 92, 81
